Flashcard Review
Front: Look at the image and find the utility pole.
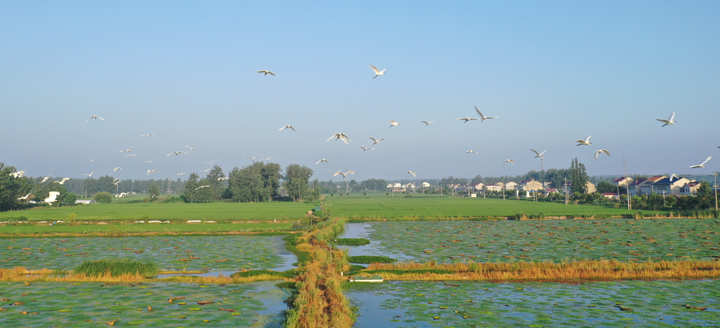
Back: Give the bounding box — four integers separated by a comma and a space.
166, 176, 172, 194
564, 177, 568, 205
713, 171, 718, 211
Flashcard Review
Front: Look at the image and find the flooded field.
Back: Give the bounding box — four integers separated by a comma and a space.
0, 280, 289, 327
346, 279, 720, 327
0, 235, 296, 272
338, 219, 720, 263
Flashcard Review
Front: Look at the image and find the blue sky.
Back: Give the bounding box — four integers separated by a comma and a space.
2, 1, 719, 181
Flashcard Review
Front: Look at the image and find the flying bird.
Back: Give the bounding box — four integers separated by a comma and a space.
85, 115, 104, 122
195, 185, 210, 190
90, 159, 96, 162
369, 65, 385, 79
40, 176, 52, 183
167, 151, 188, 156
575, 136, 592, 146
185, 145, 197, 151
466, 150, 477, 154
140, 134, 154, 137
263, 156, 273, 161
327, 133, 351, 144
690, 156, 712, 169
125, 154, 137, 158
120, 147, 134, 153
530, 149, 547, 158
218, 177, 229, 181
595, 149, 611, 160
456, 117, 479, 123
54, 178, 70, 185
279, 125, 296, 132
113, 167, 123, 172
504, 159, 515, 166
246, 155, 260, 162
475, 106, 499, 121
316, 159, 330, 165
177, 172, 186, 176
201, 167, 212, 173
389, 120, 399, 127
145, 158, 153, 164
204, 159, 215, 165
84, 170, 95, 178
360, 147, 374, 151
147, 169, 160, 175
9, 170, 26, 178
330, 170, 346, 178
369, 137, 384, 145
257, 70, 276, 76
406, 171, 417, 177
670, 173, 679, 181
657, 112, 676, 127
421, 120, 434, 126
18, 193, 31, 200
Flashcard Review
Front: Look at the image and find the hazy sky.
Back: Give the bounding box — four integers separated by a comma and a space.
2, 1, 719, 181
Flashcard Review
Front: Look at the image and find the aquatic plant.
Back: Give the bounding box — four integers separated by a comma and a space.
75, 259, 158, 278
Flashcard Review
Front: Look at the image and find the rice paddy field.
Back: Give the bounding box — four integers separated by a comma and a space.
0, 235, 294, 272
346, 279, 720, 327
0, 222, 294, 235
330, 195, 635, 219
0, 280, 289, 327
0, 202, 314, 221
337, 219, 720, 263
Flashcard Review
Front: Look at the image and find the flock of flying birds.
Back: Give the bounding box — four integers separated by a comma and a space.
8, 67, 717, 188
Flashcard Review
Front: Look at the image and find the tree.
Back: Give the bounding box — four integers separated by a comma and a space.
94, 192, 113, 203
596, 181, 617, 194
284, 164, 314, 202
569, 158, 588, 194
148, 182, 160, 200
182, 173, 200, 203
0, 163, 32, 211
206, 165, 226, 201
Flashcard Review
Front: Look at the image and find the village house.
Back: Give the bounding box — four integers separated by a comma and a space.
518, 179, 544, 191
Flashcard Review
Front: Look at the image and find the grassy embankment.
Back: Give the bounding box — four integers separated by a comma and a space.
284, 219, 355, 328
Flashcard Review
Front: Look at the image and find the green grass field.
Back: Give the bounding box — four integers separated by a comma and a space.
328, 194, 635, 218
0, 194, 635, 223
0, 202, 315, 221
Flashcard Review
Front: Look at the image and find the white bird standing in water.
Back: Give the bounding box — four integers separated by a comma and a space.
595, 149, 611, 160
575, 136, 592, 146
690, 156, 711, 168
369, 65, 385, 79
657, 112, 676, 127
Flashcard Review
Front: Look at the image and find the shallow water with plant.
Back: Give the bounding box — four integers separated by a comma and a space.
0, 235, 295, 272
0, 280, 289, 327
346, 279, 720, 327
339, 219, 720, 263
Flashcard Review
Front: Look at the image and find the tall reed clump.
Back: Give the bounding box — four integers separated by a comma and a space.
75, 259, 158, 278
285, 219, 354, 328
365, 259, 720, 281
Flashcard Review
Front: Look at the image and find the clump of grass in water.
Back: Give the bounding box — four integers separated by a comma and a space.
348, 255, 397, 264
75, 259, 158, 278
334, 238, 370, 245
